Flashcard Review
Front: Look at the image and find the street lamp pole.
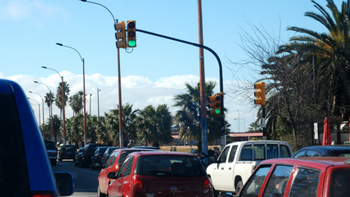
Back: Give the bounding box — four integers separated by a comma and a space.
34, 81, 54, 142
89, 94, 92, 115
79, 0, 124, 147
97, 88, 101, 118
56, 43, 87, 146
42, 66, 66, 144
29, 91, 45, 139
28, 97, 41, 128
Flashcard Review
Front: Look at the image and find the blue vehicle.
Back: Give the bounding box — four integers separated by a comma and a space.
0, 79, 74, 196
293, 145, 350, 158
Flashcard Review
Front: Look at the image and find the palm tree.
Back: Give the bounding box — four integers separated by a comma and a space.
56, 81, 70, 117
173, 81, 229, 151
137, 104, 173, 147
44, 92, 55, 108
281, 0, 350, 120
69, 91, 84, 115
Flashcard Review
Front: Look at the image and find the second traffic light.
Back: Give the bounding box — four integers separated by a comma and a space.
127, 20, 136, 48
114, 21, 126, 48
254, 82, 265, 105
208, 93, 222, 116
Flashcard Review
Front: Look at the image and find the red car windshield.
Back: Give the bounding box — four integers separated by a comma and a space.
135, 155, 206, 177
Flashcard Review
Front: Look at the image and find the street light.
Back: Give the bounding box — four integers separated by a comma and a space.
97, 88, 101, 118
79, 0, 124, 147
29, 91, 45, 139
56, 43, 87, 146
28, 97, 41, 128
89, 94, 92, 115
42, 66, 66, 144
34, 81, 54, 141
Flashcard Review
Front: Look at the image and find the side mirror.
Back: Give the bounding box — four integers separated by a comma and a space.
54, 172, 74, 196
107, 172, 116, 179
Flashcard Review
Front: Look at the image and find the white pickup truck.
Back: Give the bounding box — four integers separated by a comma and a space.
206, 140, 292, 196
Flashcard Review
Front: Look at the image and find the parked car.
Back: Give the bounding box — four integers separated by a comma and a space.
107, 151, 214, 197
91, 146, 108, 170
75, 147, 85, 167
0, 79, 74, 196
236, 157, 350, 197
206, 140, 292, 195
101, 146, 119, 166
97, 148, 157, 197
59, 144, 77, 161
131, 146, 160, 150
81, 143, 107, 167
292, 145, 350, 158
44, 140, 58, 166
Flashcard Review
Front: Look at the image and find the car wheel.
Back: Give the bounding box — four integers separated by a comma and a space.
236, 181, 243, 195
51, 159, 56, 166
74, 161, 77, 166
97, 185, 106, 197
91, 164, 95, 170
59, 158, 62, 162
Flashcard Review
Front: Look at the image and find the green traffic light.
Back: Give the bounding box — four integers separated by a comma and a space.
128, 40, 136, 47
215, 109, 221, 114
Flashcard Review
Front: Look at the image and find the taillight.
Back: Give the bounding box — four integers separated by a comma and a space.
134, 177, 143, 193
31, 191, 56, 197
203, 178, 210, 194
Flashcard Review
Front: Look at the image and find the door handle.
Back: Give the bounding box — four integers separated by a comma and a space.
229, 167, 232, 170
221, 167, 224, 170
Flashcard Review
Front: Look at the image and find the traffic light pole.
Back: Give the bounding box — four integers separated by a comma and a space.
137, 28, 226, 149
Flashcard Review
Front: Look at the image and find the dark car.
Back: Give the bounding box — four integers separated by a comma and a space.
44, 140, 58, 166
107, 151, 213, 197
91, 146, 108, 170
75, 147, 84, 167
59, 144, 77, 161
293, 145, 350, 158
101, 146, 119, 167
0, 79, 74, 196
81, 143, 107, 167
131, 146, 160, 150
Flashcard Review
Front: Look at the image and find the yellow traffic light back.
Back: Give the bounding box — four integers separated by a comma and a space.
254, 82, 265, 105
208, 93, 222, 115
114, 21, 126, 48
127, 20, 136, 48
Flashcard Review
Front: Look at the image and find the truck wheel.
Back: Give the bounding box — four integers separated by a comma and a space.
236, 181, 243, 195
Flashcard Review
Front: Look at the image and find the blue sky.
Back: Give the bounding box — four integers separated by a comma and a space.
0, 0, 335, 133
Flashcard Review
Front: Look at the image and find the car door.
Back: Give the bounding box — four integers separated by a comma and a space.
109, 156, 130, 196
119, 156, 134, 196
210, 145, 231, 190
99, 151, 118, 194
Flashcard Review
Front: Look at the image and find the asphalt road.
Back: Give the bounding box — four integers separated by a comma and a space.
52, 159, 100, 197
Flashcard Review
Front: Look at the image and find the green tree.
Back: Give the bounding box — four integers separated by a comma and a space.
56, 81, 70, 117
69, 91, 84, 115
137, 104, 173, 147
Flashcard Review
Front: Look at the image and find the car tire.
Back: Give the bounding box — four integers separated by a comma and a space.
97, 185, 106, 197
91, 164, 95, 170
236, 181, 243, 195
74, 161, 77, 166
51, 159, 56, 166
59, 158, 62, 162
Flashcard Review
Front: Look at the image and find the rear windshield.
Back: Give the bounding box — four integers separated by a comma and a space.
62, 145, 76, 151
98, 147, 107, 153
0, 87, 30, 196
329, 150, 350, 157
87, 145, 98, 152
118, 150, 153, 165
45, 141, 56, 149
107, 148, 118, 154
330, 169, 350, 196
135, 155, 206, 177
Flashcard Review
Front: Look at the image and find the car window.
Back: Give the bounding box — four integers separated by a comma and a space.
0, 90, 30, 196
289, 167, 320, 197
45, 141, 56, 149
99, 147, 107, 153
241, 145, 252, 161
108, 151, 119, 167
293, 150, 306, 158
305, 150, 321, 157
240, 165, 271, 197
228, 145, 238, 162
330, 169, 350, 196
62, 146, 75, 151
116, 156, 129, 179
218, 146, 230, 163
280, 145, 291, 158
123, 156, 134, 177
135, 155, 206, 177
262, 165, 293, 197
267, 144, 278, 159
254, 144, 265, 160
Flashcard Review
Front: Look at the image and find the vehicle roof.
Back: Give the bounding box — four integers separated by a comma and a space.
261, 157, 350, 167
129, 151, 196, 157
226, 140, 291, 146
297, 145, 350, 151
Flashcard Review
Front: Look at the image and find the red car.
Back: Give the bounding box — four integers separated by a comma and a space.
107, 151, 214, 197
236, 157, 350, 197
97, 148, 156, 197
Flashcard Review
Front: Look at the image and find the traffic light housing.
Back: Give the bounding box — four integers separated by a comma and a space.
254, 82, 265, 105
127, 20, 136, 48
114, 21, 126, 48
208, 93, 222, 116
